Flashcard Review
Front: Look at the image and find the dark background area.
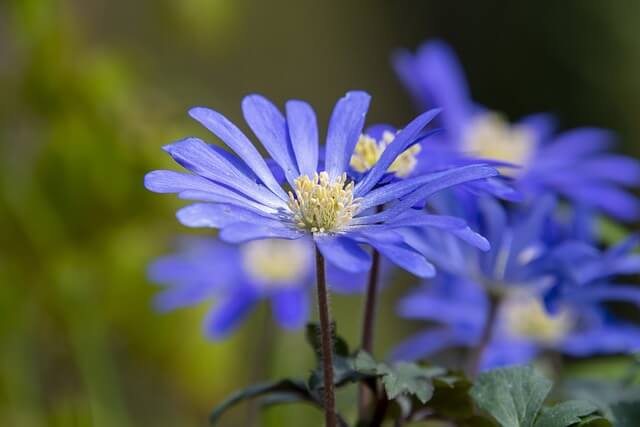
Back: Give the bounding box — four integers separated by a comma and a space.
1, 1, 638, 426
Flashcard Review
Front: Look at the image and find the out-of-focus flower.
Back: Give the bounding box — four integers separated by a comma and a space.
393, 197, 640, 368
148, 236, 314, 339
393, 40, 640, 220
145, 91, 497, 277
393, 276, 640, 369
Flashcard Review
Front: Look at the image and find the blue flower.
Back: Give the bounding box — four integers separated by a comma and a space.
145, 92, 497, 276
148, 236, 314, 339
539, 234, 640, 313
393, 40, 640, 220
393, 197, 640, 369
394, 275, 640, 369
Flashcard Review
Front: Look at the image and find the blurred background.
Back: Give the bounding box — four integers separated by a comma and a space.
1, 0, 639, 426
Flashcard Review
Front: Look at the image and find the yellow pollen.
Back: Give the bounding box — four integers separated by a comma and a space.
503, 294, 572, 344
287, 171, 359, 233
350, 131, 421, 177
462, 112, 535, 177
242, 239, 311, 285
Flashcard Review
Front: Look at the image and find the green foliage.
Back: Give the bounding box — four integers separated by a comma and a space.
209, 379, 313, 425
611, 401, 640, 427
533, 401, 602, 427
470, 366, 610, 427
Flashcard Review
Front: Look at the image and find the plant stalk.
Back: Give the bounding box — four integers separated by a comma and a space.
315, 247, 337, 427
358, 247, 381, 420
467, 293, 501, 378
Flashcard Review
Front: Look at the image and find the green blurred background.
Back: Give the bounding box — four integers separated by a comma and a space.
1, 1, 639, 426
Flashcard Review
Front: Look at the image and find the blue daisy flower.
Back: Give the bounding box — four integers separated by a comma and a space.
392, 197, 640, 369
148, 236, 314, 339
393, 275, 640, 370
393, 40, 640, 220
145, 91, 497, 276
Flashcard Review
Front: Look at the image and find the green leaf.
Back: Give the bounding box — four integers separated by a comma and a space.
575, 414, 613, 427
209, 379, 311, 425
533, 400, 599, 427
470, 365, 552, 427
611, 401, 640, 427
305, 322, 349, 360
379, 362, 444, 404
429, 374, 475, 419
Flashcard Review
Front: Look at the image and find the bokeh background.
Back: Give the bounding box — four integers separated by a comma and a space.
1, 0, 639, 426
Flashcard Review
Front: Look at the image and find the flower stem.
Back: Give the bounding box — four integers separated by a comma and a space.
315, 246, 337, 427
358, 247, 381, 420
467, 293, 501, 378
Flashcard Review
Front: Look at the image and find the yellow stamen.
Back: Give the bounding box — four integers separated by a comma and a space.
503, 294, 572, 343
462, 112, 535, 177
350, 131, 421, 177
242, 239, 311, 285
287, 171, 359, 233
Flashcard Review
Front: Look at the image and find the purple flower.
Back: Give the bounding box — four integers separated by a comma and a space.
145, 92, 497, 277
393, 40, 640, 220
148, 236, 314, 339
392, 197, 640, 369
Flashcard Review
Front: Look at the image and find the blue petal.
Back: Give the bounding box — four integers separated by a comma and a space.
315, 236, 372, 273
324, 91, 371, 181
413, 40, 474, 140
560, 324, 640, 357
355, 108, 441, 196
481, 340, 539, 371
537, 128, 614, 162
573, 155, 640, 186
146, 170, 278, 214
286, 100, 319, 177
271, 288, 309, 330
189, 107, 288, 200
204, 290, 257, 340
176, 203, 280, 229
354, 165, 498, 224
390, 328, 476, 362
577, 285, 640, 307
555, 182, 640, 221
365, 239, 435, 278
163, 137, 286, 209
397, 289, 485, 326
242, 95, 300, 185
220, 222, 305, 243
153, 282, 214, 312
392, 49, 431, 110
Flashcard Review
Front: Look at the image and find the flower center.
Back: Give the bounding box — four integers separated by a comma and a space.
287, 171, 359, 233
462, 112, 535, 177
503, 294, 573, 343
350, 131, 421, 177
242, 239, 311, 285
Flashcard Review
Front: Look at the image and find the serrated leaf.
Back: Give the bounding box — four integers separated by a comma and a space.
533, 400, 599, 427
611, 401, 640, 427
209, 379, 310, 425
470, 365, 552, 427
380, 362, 436, 404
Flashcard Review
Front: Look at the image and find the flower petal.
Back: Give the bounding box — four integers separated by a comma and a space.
315, 236, 372, 273
176, 203, 280, 229
163, 137, 286, 208
270, 288, 309, 330
189, 107, 288, 200
242, 95, 300, 185
204, 290, 257, 340
220, 222, 305, 243
286, 100, 319, 177
324, 91, 371, 181
355, 108, 442, 196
